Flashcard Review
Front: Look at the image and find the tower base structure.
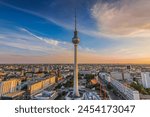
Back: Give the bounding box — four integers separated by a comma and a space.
65, 88, 101, 100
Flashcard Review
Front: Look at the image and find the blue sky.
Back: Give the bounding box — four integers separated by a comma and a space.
0, 0, 150, 63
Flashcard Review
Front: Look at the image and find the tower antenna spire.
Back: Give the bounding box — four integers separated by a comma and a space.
75, 8, 77, 31
74, 8, 78, 38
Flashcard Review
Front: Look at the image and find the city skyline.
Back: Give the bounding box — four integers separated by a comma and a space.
0, 0, 150, 64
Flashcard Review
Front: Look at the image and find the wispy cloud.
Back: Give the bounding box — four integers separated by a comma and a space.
20, 28, 60, 46
91, 0, 150, 38
0, 25, 150, 63
2, 0, 150, 39
0, 24, 101, 63
1, 0, 150, 63
0, 26, 72, 55
0, 1, 72, 30
0, 0, 100, 38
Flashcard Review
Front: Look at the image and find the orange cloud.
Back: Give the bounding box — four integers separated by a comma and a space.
91, 0, 150, 37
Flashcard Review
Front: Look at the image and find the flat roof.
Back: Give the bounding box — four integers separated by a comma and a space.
2, 91, 25, 98
28, 75, 55, 85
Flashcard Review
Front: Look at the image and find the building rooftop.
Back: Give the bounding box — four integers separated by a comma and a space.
2, 91, 25, 98
28, 75, 55, 85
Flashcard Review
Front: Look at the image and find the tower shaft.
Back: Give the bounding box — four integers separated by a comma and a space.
73, 44, 80, 97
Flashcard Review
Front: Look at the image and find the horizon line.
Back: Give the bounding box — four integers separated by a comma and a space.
0, 63, 150, 65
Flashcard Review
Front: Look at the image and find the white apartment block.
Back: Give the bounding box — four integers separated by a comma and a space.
110, 71, 131, 81
141, 72, 150, 88
99, 72, 140, 100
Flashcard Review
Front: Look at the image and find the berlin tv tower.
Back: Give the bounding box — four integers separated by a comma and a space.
72, 10, 80, 97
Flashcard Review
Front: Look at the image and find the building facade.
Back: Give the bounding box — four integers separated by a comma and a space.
0, 79, 21, 97
141, 72, 150, 88
28, 76, 56, 95
99, 73, 140, 100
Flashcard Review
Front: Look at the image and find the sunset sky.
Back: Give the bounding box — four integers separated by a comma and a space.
0, 0, 150, 64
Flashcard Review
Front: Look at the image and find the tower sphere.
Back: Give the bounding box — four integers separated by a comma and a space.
72, 35, 80, 44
